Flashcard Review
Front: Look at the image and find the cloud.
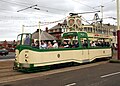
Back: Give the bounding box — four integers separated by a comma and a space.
0, 0, 117, 41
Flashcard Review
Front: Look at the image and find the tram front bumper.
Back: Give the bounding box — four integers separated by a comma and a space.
13, 62, 34, 69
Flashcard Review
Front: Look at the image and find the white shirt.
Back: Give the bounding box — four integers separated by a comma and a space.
53, 43, 58, 48
41, 43, 47, 49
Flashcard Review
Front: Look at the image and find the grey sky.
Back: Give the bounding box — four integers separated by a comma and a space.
0, 0, 117, 41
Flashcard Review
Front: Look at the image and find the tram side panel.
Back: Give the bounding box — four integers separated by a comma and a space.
88, 48, 112, 61
17, 49, 91, 68
15, 48, 111, 69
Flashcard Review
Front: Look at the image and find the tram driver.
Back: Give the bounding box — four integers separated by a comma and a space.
24, 34, 30, 45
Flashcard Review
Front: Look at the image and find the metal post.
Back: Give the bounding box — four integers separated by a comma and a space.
100, 0, 104, 34
38, 21, 41, 49
22, 25, 24, 33
117, 0, 120, 60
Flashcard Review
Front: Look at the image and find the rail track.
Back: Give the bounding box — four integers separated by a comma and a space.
0, 59, 109, 84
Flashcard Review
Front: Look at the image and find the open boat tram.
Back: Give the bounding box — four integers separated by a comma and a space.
13, 14, 112, 72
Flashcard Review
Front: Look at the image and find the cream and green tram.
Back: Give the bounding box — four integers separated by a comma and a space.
14, 31, 112, 72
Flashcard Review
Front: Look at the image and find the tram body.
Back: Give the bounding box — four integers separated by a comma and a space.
14, 31, 112, 71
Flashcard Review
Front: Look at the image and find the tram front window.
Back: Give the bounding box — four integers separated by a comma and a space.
17, 34, 31, 46
17, 35, 21, 45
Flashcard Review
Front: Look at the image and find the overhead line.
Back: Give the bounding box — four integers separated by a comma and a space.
17, 4, 37, 12
0, 0, 68, 12
72, 0, 99, 11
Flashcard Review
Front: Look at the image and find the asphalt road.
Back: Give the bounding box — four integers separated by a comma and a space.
0, 52, 15, 60
0, 62, 120, 86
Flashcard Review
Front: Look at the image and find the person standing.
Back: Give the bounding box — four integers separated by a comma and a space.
24, 34, 30, 45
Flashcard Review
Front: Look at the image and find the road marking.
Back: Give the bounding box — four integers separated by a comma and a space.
65, 83, 76, 86
101, 72, 120, 78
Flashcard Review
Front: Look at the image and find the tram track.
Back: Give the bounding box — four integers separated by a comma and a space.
0, 67, 12, 70
0, 71, 23, 78
0, 60, 109, 84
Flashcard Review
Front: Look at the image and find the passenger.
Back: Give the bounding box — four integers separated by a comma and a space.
91, 41, 96, 47
73, 41, 79, 48
63, 41, 69, 48
53, 40, 58, 48
47, 41, 53, 49
68, 41, 72, 48
34, 40, 39, 49
41, 41, 47, 49
31, 39, 35, 47
95, 41, 99, 46
83, 41, 88, 48
106, 42, 110, 47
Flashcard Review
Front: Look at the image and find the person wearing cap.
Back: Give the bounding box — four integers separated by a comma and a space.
53, 40, 58, 48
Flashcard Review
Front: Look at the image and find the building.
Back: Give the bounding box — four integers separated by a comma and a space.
47, 19, 116, 40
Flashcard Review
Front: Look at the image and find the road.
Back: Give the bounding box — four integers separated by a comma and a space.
0, 62, 120, 86
0, 52, 15, 61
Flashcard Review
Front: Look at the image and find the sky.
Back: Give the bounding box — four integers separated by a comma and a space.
0, 0, 118, 41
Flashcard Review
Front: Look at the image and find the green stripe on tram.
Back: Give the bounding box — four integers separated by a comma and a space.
16, 45, 111, 53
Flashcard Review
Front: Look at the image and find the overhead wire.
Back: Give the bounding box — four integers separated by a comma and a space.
0, 0, 68, 14
72, 0, 99, 11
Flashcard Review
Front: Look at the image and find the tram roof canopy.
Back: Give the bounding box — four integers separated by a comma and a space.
32, 30, 57, 40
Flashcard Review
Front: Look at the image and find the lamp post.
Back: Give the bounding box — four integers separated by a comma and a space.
116, 0, 120, 60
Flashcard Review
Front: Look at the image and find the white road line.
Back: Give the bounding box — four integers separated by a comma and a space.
65, 83, 76, 86
101, 72, 120, 78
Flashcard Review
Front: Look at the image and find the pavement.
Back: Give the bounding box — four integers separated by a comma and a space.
109, 50, 120, 63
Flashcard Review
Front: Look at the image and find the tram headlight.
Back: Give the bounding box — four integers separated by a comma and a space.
15, 58, 17, 61
25, 59, 28, 62
25, 54, 29, 58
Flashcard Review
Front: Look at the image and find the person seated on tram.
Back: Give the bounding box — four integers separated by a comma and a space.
101, 40, 106, 47
91, 41, 96, 47
73, 41, 79, 48
40, 41, 47, 49
82, 41, 88, 48
106, 42, 110, 47
31, 39, 35, 47
62, 41, 69, 48
34, 40, 39, 49
53, 40, 58, 48
47, 41, 53, 49
68, 41, 72, 48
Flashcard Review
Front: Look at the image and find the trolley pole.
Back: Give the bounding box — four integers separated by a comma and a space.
117, 0, 120, 60
38, 21, 41, 49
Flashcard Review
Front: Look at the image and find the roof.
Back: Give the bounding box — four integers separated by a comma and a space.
49, 24, 61, 30
49, 20, 67, 30
32, 30, 57, 40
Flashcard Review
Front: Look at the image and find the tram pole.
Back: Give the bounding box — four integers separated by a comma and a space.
38, 21, 41, 49
22, 25, 24, 33
117, 0, 120, 60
